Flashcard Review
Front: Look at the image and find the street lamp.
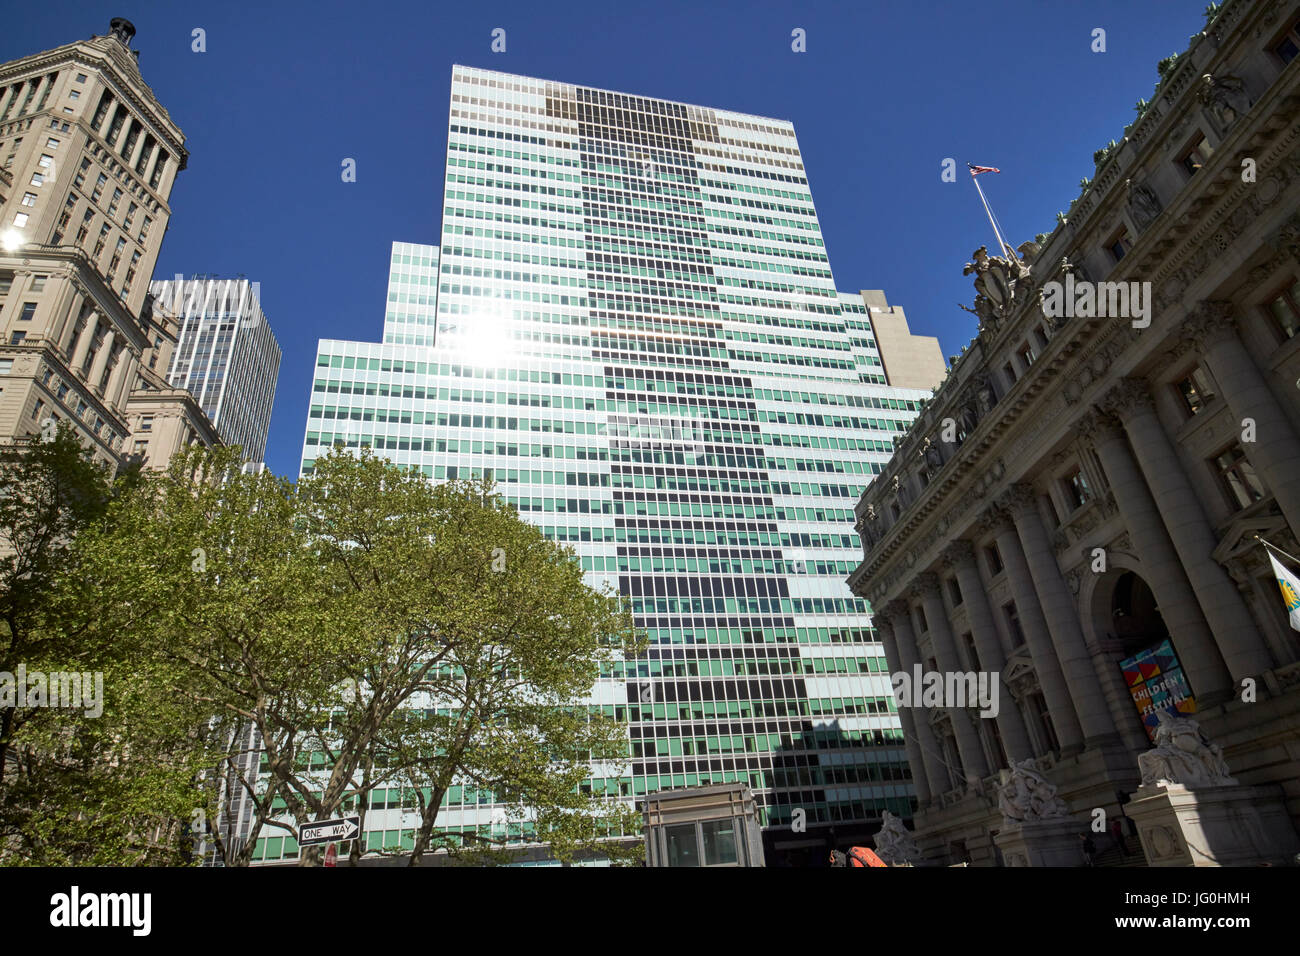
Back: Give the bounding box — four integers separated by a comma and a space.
0, 229, 23, 252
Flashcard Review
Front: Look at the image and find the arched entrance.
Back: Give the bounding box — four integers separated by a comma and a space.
1109, 571, 1169, 659
1082, 565, 1182, 752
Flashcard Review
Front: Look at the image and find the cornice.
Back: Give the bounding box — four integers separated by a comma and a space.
0, 39, 187, 168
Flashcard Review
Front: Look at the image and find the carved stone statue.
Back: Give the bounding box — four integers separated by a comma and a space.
997, 758, 1069, 824
958, 396, 980, 437
860, 503, 880, 549
1197, 73, 1251, 129
1126, 179, 1163, 231
1017, 240, 1041, 268
873, 810, 921, 866
974, 374, 997, 417
965, 246, 1013, 310
1059, 255, 1090, 285
922, 436, 944, 471
1137, 711, 1237, 788
962, 244, 1034, 335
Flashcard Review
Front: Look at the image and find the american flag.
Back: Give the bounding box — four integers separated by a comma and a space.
968, 164, 1001, 176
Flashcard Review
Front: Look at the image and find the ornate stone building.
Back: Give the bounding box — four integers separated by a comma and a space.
848, 0, 1300, 864
123, 291, 220, 470
0, 19, 213, 471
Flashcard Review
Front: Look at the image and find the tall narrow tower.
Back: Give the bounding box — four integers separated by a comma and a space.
0, 19, 188, 466
149, 277, 282, 464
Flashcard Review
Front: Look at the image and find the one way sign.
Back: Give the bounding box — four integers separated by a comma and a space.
300, 816, 360, 847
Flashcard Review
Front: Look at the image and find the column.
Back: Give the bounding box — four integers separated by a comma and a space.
96, 100, 117, 141
127, 126, 149, 173
105, 348, 134, 410
940, 540, 1034, 762
988, 508, 1086, 753
69, 313, 98, 373
882, 600, 949, 802
913, 573, 990, 781
1077, 408, 1234, 702
1102, 379, 1274, 681
87, 328, 115, 392
998, 485, 1119, 746
53, 288, 86, 355
1190, 301, 1300, 536
874, 615, 932, 807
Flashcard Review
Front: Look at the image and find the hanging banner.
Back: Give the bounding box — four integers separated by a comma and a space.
1119, 639, 1196, 742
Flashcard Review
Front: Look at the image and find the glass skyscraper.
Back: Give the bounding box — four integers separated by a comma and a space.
289, 66, 934, 864
149, 277, 282, 463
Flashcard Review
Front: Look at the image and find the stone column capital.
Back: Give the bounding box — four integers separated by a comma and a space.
1266, 210, 1300, 264
910, 572, 941, 601
996, 483, 1037, 517
1100, 377, 1154, 420
1073, 406, 1123, 443
880, 599, 910, 623
973, 503, 1011, 536
1185, 300, 1238, 349
940, 538, 976, 570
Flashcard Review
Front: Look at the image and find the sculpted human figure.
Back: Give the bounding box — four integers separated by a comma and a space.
998, 758, 1068, 823
1126, 179, 1163, 231
1198, 73, 1250, 127
1138, 711, 1236, 787
874, 809, 921, 865
974, 374, 996, 416
968, 246, 1016, 311
922, 437, 944, 471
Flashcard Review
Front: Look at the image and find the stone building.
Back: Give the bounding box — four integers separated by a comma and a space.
856, 290, 946, 391
0, 19, 213, 471
848, 0, 1300, 865
123, 291, 220, 469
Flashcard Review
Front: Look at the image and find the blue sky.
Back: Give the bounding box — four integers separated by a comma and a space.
10, 1, 1211, 476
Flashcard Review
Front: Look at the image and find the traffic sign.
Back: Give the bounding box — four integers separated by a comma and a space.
300, 816, 360, 847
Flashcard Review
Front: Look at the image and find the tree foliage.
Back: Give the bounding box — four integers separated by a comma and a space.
1, 440, 644, 866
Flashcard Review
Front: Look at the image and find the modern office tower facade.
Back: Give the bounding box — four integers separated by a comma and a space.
148, 277, 281, 463
0, 19, 186, 468
292, 66, 932, 865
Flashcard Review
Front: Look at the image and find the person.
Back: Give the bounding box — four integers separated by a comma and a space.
829, 846, 887, 867
1079, 833, 1096, 867
1110, 818, 1129, 857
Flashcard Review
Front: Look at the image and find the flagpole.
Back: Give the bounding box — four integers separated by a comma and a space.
1256, 535, 1300, 567
970, 168, 1015, 261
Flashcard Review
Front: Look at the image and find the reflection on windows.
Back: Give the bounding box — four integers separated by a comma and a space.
663, 823, 698, 867
700, 819, 738, 865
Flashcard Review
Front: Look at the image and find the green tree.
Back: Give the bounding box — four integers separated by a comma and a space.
0, 425, 213, 864
62, 444, 644, 866
294, 448, 644, 865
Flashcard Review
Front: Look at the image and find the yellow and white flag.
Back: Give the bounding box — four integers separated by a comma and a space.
1267, 551, 1300, 632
